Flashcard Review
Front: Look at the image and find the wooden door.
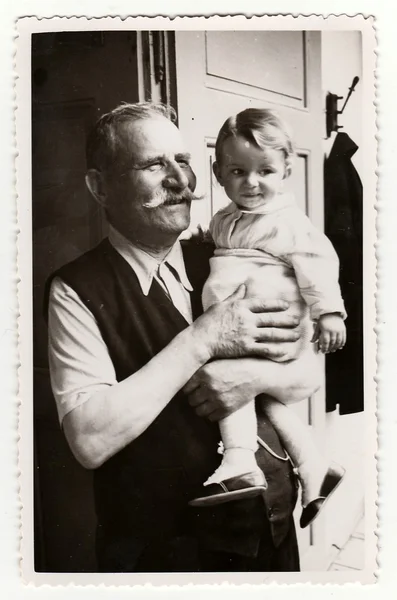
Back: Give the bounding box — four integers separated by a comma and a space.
174, 30, 327, 569
32, 31, 141, 571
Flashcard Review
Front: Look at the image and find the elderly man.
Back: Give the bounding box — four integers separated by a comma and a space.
47, 102, 304, 573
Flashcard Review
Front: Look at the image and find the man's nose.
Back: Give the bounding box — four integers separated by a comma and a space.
163, 162, 189, 190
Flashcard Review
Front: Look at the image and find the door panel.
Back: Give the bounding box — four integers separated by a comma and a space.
205, 31, 306, 105
175, 30, 326, 568
285, 153, 309, 213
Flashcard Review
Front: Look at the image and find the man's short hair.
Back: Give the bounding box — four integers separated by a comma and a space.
86, 102, 177, 172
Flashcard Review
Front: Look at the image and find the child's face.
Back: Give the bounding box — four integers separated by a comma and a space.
215, 135, 286, 211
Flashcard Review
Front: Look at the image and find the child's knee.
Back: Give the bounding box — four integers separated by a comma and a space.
283, 358, 322, 403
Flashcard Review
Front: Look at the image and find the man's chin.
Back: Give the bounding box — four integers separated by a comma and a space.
159, 201, 191, 233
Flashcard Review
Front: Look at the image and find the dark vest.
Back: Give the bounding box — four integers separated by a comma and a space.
51, 238, 297, 571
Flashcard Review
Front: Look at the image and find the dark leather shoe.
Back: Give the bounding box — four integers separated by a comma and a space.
189, 470, 268, 508
300, 463, 345, 528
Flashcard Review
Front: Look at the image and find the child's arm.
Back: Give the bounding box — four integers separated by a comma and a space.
284, 211, 347, 323
312, 313, 347, 354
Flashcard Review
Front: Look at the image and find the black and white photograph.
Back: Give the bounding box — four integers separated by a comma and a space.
15, 15, 377, 585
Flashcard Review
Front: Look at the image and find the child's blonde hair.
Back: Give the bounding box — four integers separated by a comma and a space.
215, 108, 295, 177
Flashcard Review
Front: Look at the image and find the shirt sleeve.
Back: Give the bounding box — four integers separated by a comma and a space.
208, 211, 221, 243
209, 203, 235, 247
282, 212, 347, 321
48, 276, 118, 425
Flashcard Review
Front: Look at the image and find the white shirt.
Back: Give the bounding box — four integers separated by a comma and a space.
48, 226, 193, 425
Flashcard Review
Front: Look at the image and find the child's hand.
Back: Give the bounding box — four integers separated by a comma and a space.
311, 313, 346, 354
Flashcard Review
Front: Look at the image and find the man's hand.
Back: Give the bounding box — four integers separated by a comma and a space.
192, 284, 301, 363
183, 359, 260, 422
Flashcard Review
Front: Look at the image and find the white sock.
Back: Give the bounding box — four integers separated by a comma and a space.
204, 448, 259, 486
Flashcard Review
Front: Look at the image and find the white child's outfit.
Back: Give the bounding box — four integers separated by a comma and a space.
203, 192, 346, 358
201, 192, 346, 487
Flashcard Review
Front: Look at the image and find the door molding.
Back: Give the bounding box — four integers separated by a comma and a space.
137, 31, 178, 116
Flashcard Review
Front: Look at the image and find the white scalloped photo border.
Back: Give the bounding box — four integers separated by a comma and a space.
10, 8, 382, 594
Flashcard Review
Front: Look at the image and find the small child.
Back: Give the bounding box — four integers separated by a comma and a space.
189, 108, 346, 528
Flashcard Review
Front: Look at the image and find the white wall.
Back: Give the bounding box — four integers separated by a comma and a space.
321, 31, 364, 558
322, 31, 363, 171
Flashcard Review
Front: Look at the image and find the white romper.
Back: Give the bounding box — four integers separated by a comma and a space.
203, 193, 346, 364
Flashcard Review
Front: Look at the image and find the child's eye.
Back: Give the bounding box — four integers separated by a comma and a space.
231, 168, 244, 175
260, 169, 274, 176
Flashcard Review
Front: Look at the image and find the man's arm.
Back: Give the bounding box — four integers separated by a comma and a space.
49, 279, 300, 470
183, 353, 322, 422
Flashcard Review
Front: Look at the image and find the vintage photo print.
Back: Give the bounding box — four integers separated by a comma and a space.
16, 14, 377, 585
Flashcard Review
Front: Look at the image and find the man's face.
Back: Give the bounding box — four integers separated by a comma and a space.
104, 116, 195, 247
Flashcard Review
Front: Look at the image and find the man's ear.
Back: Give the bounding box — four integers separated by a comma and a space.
85, 169, 107, 208
212, 161, 224, 187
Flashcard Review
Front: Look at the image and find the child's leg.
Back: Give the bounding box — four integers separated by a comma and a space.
260, 395, 328, 506
204, 401, 262, 485
204, 350, 320, 487
205, 355, 318, 485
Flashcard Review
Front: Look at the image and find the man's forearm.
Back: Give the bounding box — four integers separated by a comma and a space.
63, 324, 210, 469
184, 353, 322, 422
246, 354, 322, 404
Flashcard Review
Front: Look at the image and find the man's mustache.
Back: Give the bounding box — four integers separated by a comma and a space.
142, 188, 203, 209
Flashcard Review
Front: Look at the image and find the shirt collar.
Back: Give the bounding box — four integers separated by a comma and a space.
108, 225, 193, 296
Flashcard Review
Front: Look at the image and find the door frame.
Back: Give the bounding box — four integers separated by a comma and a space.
137, 31, 178, 111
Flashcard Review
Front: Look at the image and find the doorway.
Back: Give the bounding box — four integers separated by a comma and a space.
32, 30, 141, 572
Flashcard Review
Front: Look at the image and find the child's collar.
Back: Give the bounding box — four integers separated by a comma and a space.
236, 192, 295, 214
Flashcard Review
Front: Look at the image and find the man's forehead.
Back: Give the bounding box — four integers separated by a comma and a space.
116, 116, 186, 157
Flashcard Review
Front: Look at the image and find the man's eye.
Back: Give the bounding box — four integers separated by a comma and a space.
177, 160, 190, 168
145, 161, 163, 171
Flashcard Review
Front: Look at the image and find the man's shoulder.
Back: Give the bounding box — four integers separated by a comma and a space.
56, 238, 112, 279
45, 239, 113, 308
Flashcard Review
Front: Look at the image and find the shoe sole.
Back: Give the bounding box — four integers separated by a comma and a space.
300, 464, 346, 528
189, 486, 267, 508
